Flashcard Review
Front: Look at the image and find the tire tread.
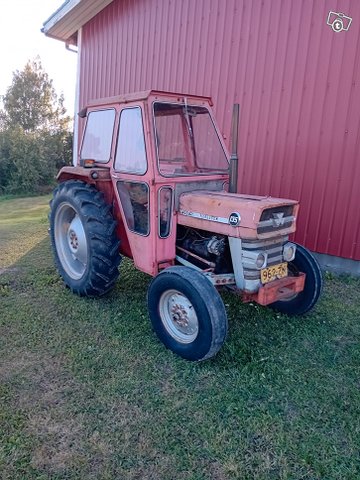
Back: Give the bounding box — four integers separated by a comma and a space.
49, 180, 120, 297
270, 243, 323, 316
148, 266, 228, 361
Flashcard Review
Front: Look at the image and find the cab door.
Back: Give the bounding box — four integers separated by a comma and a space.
110, 105, 156, 275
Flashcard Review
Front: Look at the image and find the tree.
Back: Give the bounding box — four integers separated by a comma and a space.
0, 58, 72, 194
1, 58, 69, 133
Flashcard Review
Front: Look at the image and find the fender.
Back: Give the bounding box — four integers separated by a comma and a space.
56, 166, 132, 258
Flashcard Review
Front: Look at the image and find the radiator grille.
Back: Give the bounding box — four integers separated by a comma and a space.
242, 237, 288, 280
257, 206, 294, 234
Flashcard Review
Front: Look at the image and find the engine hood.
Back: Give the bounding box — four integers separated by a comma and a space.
178, 190, 299, 239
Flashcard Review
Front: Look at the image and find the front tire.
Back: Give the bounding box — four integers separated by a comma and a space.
148, 266, 228, 361
49, 180, 121, 296
269, 244, 323, 315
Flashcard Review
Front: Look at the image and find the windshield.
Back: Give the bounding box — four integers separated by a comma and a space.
153, 102, 229, 176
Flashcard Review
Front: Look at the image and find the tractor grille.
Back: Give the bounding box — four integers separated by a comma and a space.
257, 206, 294, 234
242, 236, 288, 280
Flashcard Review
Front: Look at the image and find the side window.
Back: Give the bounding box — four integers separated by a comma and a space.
80, 109, 115, 163
117, 181, 149, 235
114, 107, 147, 174
159, 187, 173, 238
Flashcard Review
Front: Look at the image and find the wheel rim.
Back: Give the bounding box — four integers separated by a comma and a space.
54, 202, 88, 280
159, 289, 199, 344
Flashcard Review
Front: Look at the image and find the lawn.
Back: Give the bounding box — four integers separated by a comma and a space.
0, 195, 359, 480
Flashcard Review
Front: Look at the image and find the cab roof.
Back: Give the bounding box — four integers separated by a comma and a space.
85, 90, 213, 109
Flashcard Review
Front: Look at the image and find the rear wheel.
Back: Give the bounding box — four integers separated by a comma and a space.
269, 244, 323, 315
148, 266, 228, 361
49, 180, 120, 296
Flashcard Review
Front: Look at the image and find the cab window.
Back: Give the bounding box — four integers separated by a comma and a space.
80, 109, 115, 163
153, 102, 228, 176
117, 181, 149, 235
114, 107, 147, 174
159, 187, 173, 238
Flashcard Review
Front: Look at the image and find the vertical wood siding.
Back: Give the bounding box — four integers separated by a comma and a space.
79, 0, 360, 260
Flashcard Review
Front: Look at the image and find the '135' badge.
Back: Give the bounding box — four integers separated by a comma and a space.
229, 212, 241, 226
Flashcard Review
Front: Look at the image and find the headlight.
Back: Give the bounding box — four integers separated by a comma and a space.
283, 242, 296, 262
255, 253, 267, 269
242, 250, 268, 270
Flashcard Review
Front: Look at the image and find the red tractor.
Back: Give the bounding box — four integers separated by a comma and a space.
49, 90, 322, 361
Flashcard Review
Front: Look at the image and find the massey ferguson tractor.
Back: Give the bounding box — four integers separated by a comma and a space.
49, 90, 323, 361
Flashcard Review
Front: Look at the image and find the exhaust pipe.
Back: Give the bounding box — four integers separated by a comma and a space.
229, 103, 240, 194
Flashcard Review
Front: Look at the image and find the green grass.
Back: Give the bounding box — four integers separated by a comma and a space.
0, 195, 359, 479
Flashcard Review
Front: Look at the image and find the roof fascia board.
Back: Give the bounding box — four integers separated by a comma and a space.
42, 0, 113, 42
43, 0, 80, 33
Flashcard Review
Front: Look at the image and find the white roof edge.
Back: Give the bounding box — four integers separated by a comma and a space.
42, 0, 80, 36
42, 0, 113, 42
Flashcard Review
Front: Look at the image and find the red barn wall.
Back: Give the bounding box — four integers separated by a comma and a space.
79, 0, 360, 260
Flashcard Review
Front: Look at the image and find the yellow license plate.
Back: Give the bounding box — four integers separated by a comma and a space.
261, 262, 288, 284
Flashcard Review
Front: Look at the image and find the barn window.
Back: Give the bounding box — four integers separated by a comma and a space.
114, 107, 147, 174
80, 109, 115, 163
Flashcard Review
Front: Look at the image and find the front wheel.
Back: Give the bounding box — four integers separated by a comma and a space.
269, 244, 323, 316
147, 266, 228, 361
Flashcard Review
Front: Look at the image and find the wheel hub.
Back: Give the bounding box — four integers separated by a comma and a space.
68, 229, 79, 251
159, 290, 199, 344
171, 303, 189, 328
66, 215, 87, 265
54, 203, 88, 280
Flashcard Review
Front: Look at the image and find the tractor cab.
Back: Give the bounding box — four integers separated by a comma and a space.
59, 91, 230, 275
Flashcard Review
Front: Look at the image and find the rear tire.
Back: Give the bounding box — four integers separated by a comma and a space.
269, 244, 323, 315
148, 266, 228, 361
49, 180, 121, 296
